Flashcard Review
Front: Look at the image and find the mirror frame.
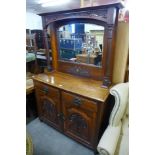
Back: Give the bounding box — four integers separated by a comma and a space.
39, 4, 122, 87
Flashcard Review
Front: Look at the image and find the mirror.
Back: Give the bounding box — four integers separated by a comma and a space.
57, 23, 104, 67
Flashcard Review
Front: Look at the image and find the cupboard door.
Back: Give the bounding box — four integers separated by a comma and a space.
35, 86, 62, 130
62, 91, 97, 147
40, 96, 60, 128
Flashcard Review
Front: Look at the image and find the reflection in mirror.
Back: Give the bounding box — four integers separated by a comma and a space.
57, 23, 104, 67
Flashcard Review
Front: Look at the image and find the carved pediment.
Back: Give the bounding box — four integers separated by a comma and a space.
45, 9, 107, 26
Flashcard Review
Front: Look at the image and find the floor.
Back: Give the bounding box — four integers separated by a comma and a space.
27, 118, 95, 155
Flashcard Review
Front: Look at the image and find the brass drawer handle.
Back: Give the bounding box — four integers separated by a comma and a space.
73, 97, 82, 106
42, 87, 48, 94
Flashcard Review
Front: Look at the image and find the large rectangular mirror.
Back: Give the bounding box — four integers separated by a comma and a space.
57, 23, 105, 67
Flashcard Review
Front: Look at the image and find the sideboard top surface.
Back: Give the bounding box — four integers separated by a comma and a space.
33, 71, 110, 102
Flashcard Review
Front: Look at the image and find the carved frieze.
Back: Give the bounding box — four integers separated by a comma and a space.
44, 9, 107, 25
68, 66, 90, 78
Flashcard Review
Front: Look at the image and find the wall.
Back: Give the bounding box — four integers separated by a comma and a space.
26, 12, 43, 30
112, 22, 129, 83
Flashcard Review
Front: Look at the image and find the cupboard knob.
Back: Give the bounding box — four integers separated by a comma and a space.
73, 97, 82, 106
42, 87, 48, 94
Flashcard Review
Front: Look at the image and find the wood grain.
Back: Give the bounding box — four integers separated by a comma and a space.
40, 2, 122, 87
33, 71, 109, 102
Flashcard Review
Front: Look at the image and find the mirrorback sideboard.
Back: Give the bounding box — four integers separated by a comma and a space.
33, 1, 124, 153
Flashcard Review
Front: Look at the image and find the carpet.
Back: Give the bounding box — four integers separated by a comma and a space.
27, 118, 95, 155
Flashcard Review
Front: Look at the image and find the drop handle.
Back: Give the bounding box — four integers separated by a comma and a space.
73, 97, 82, 106
42, 87, 48, 94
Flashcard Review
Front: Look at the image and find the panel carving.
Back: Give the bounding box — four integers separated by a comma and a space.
68, 66, 90, 78
67, 113, 89, 140
41, 98, 58, 123
45, 9, 107, 25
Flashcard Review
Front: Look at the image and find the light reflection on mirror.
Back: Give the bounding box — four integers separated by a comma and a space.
57, 23, 104, 67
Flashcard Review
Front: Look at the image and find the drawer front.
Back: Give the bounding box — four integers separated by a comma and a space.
34, 81, 60, 101
62, 91, 97, 113
62, 91, 97, 147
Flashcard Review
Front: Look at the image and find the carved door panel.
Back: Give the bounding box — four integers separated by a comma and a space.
35, 87, 62, 130
64, 108, 92, 142
62, 92, 97, 146
40, 96, 59, 126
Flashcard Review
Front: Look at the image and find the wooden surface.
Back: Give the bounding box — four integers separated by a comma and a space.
57, 60, 103, 81
39, 0, 124, 16
33, 71, 109, 102
33, 73, 112, 150
35, 1, 123, 151
34, 84, 62, 131
62, 91, 97, 146
40, 3, 122, 87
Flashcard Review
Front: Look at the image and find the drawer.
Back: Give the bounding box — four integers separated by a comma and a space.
34, 81, 60, 101
62, 91, 97, 113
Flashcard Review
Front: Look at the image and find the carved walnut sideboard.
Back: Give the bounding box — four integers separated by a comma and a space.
33, 72, 112, 150
33, 1, 124, 153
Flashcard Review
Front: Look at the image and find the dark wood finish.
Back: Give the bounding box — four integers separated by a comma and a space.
33, 71, 109, 102
49, 23, 59, 70
34, 80, 62, 131
33, 71, 112, 150
33, 1, 124, 151
39, 2, 123, 87
58, 60, 103, 81
39, 1, 124, 17
62, 91, 97, 148
102, 7, 119, 87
